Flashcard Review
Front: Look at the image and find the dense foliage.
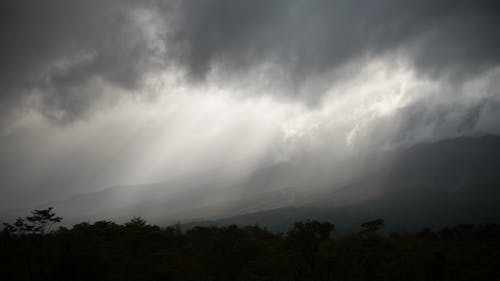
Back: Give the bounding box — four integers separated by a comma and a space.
1, 209, 500, 281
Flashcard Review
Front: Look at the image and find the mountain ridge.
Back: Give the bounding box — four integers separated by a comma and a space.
2, 134, 500, 231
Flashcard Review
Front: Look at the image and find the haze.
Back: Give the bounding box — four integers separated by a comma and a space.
1, 0, 500, 220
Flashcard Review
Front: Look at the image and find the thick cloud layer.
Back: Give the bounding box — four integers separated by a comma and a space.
0, 0, 165, 122
170, 0, 500, 85
1, 0, 500, 209
1, 0, 500, 121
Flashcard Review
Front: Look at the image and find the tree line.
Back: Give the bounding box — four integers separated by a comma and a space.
1, 207, 500, 281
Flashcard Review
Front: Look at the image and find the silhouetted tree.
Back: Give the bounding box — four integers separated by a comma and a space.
125, 216, 147, 228
2, 207, 62, 237
26, 207, 62, 235
2, 217, 32, 237
360, 218, 384, 237
287, 220, 335, 279
2, 207, 62, 279
2, 216, 500, 281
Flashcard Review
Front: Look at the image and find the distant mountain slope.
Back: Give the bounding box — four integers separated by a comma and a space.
3, 135, 500, 230
193, 177, 500, 233
188, 135, 500, 231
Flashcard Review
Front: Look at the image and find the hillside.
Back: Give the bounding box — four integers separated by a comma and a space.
3, 135, 500, 231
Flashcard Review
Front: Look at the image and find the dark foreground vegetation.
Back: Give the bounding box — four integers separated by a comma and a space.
1, 208, 500, 281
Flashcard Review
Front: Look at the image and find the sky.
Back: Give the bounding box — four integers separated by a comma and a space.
1, 0, 500, 209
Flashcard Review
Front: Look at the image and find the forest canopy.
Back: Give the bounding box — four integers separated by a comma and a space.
1, 208, 500, 281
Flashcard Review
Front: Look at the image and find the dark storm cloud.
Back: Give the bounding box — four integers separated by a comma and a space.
1, 0, 500, 212
1, 0, 500, 122
0, 0, 164, 122
391, 97, 500, 146
169, 0, 500, 83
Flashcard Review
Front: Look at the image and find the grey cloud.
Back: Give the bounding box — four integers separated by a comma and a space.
167, 0, 500, 83
0, 0, 164, 123
3, 0, 500, 215
1, 0, 500, 122
391, 98, 500, 146
163, 0, 500, 142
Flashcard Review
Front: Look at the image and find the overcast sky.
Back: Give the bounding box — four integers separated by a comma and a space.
1, 0, 500, 209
